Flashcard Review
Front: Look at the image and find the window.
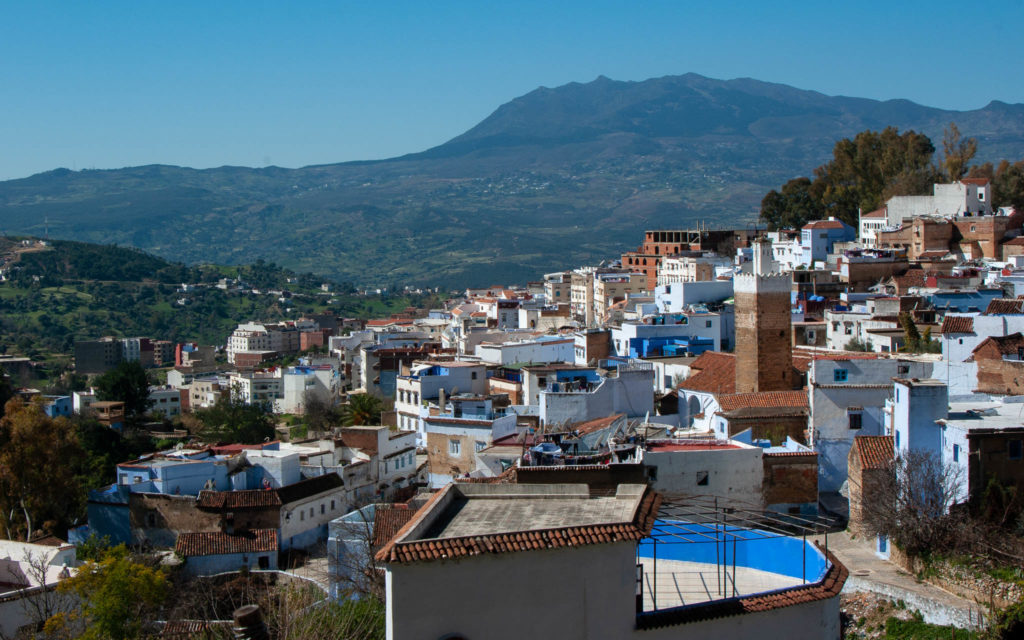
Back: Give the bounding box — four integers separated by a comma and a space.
331, 500, 336, 511
1010, 440, 1023, 460
705, 320, 712, 328
953, 444, 959, 462
321, 504, 325, 515
471, 371, 478, 380
300, 511, 305, 521
895, 431, 901, 448
310, 507, 314, 518
897, 365, 909, 375
806, 330, 816, 341
848, 411, 863, 430
834, 369, 849, 383
647, 466, 658, 481
696, 471, 709, 486
449, 439, 461, 456
475, 441, 486, 452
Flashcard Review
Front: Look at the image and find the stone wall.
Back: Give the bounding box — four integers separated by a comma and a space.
762, 454, 817, 506
889, 544, 1023, 610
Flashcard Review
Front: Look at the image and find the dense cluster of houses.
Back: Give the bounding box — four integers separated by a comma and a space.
12, 176, 1019, 637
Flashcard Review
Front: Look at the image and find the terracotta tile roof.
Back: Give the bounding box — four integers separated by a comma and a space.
717, 390, 808, 412
984, 299, 1024, 315
853, 436, 894, 470
916, 250, 949, 259
894, 272, 926, 289
972, 332, 1024, 357
160, 620, 228, 638
862, 207, 888, 218
1003, 237, 1024, 246
372, 504, 419, 548
959, 177, 990, 186
175, 529, 277, 557
275, 473, 343, 505
375, 486, 662, 564
940, 315, 975, 334
572, 413, 625, 435
423, 416, 493, 426
678, 352, 735, 394
803, 220, 846, 230
636, 544, 847, 630
812, 353, 878, 361
197, 489, 281, 510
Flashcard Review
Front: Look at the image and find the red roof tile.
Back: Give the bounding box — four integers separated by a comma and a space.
984, 299, 1024, 315
372, 504, 419, 548
717, 390, 808, 412
959, 177, 990, 186
572, 413, 625, 435
175, 529, 277, 557
803, 220, 846, 230
197, 489, 281, 510
678, 352, 735, 394
972, 332, 1024, 357
375, 486, 662, 564
853, 436, 894, 470
940, 315, 975, 334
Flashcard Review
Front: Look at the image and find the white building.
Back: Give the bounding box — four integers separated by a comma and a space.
540, 363, 655, 426
474, 335, 575, 366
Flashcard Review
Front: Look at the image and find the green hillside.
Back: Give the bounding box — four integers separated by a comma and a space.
2, 73, 1024, 287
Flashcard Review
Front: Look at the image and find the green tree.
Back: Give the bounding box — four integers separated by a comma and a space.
0, 398, 85, 539
899, 312, 922, 352
195, 395, 277, 444
94, 361, 152, 421
47, 545, 169, 640
759, 177, 824, 230
341, 393, 383, 426
942, 122, 978, 182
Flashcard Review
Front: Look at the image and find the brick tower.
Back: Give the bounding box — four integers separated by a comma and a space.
734, 240, 793, 393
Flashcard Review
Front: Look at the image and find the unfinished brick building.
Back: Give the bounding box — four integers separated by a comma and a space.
734, 271, 794, 393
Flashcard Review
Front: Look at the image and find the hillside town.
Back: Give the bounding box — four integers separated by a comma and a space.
3, 177, 1024, 638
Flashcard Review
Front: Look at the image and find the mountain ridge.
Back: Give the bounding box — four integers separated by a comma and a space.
3, 72, 1024, 287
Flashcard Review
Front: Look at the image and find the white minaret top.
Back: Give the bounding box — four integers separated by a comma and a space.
752, 238, 776, 276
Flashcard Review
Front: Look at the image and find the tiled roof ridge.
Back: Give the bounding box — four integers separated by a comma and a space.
971, 332, 1024, 356
939, 315, 975, 335
853, 435, 894, 470
635, 543, 847, 630
375, 488, 662, 564
175, 529, 277, 557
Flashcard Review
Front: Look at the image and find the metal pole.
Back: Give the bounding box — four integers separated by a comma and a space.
732, 536, 737, 597
653, 537, 658, 610
802, 533, 807, 584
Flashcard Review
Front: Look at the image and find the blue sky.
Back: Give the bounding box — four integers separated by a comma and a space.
1, 0, 1022, 179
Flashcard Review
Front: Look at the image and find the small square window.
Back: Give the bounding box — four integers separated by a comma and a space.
898, 365, 909, 375
1010, 440, 1022, 460
696, 471, 709, 486
834, 369, 849, 383
705, 320, 712, 328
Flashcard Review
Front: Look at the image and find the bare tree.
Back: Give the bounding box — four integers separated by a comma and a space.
862, 449, 974, 556
0, 551, 76, 640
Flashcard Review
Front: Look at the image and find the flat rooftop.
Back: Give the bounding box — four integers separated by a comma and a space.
645, 441, 742, 452
376, 483, 659, 563
942, 401, 1024, 431
422, 485, 644, 539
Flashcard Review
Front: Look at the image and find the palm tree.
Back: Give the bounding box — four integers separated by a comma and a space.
340, 393, 383, 426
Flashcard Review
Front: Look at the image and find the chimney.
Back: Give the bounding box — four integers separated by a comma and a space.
438, 388, 446, 413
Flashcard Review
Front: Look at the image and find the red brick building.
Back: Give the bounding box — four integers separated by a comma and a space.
621, 229, 734, 290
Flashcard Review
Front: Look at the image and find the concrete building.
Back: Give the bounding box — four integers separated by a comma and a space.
540, 363, 655, 427
175, 530, 278, 576
74, 338, 123, 374
0, 539, 78, 639
394, 361, 487, 439
376, 482, 845, 640
808, 356, 932, 492
474, 335, 575, 365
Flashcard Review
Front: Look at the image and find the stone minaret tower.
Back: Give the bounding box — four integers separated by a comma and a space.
735, 239, 793, 393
